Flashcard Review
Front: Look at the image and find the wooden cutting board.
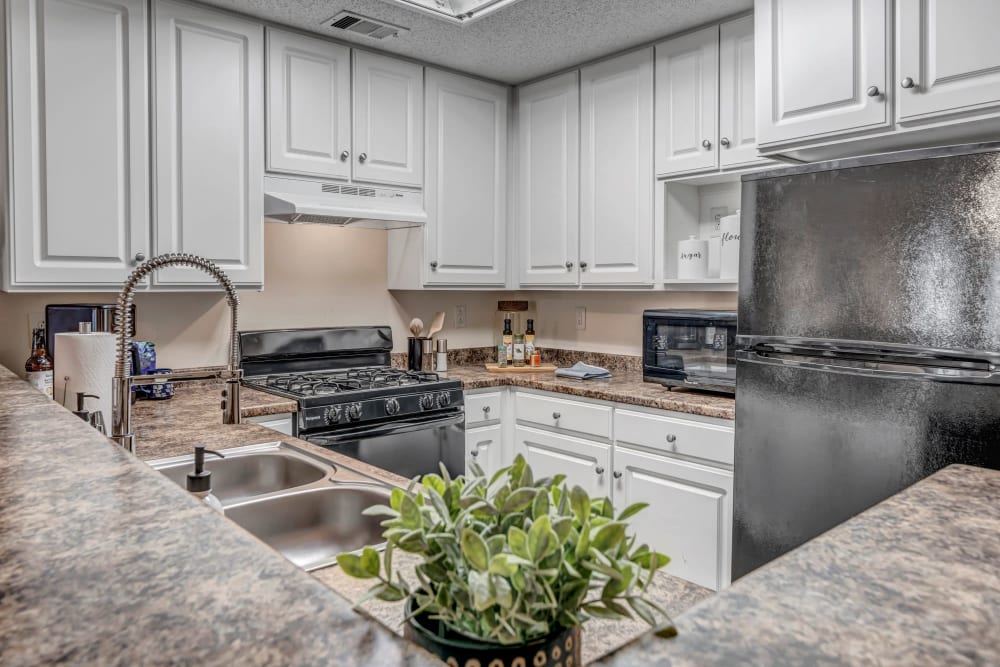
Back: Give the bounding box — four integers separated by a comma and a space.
485, 363, 558, 373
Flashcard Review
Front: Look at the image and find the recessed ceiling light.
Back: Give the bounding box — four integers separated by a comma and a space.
380, 0, 528, 24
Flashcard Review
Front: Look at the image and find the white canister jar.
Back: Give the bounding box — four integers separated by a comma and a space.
719, 212, 741, 280
677, 236, 709, 280
707, 234, 722, 278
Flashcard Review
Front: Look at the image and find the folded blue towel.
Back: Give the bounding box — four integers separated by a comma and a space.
554, 362, 611, 380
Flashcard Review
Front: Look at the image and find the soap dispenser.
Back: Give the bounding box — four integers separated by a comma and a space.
187, 445, 225, 512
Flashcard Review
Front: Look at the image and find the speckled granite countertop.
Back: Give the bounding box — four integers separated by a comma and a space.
596, 463, 1000, 666
445, 366, 735, 421
0, 365, 440, 666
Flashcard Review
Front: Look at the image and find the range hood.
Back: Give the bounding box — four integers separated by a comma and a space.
264, 175, 426, 229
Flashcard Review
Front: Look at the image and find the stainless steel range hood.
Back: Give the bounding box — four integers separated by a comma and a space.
264, 176, 426, 229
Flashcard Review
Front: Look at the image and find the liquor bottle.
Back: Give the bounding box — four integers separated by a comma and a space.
524, 319, 536, 366
24, 326, 53, 399
502, 318, 513, 366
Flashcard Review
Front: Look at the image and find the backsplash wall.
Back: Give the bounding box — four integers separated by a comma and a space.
0, 224, 735, 375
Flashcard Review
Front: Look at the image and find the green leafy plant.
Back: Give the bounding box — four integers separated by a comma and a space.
336, 455, 676, 645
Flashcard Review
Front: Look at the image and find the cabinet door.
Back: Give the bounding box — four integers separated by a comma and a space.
353, 51, 423, 187
756, 0, 890, 147
424, 70, 507, 286
719, 16, 768, 168
897, 0, 1000, 122
580, 50, 654, 286
152, 1, 264, 286
266, 29, 351, 179
467, 424, 503, 477
517, 72, 580, 286
614, 446, 733, 591
515, 426, 611, 499
655, 27, 719, 176
7, 0, 149, 288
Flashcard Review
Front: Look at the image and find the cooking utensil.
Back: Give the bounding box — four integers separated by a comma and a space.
408, 318, 424, 338
427, 311, 445, 339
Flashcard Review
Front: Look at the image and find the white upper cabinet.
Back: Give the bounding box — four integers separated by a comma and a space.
266, 29, 351, 179
353, 51, 423, 187
6, 0, 149, 289
579, 49, 654, 286
719, 16, 767, 168
517, 72, 580, 286
655, 27, 719, 176
756, 0, 890, 147
423, 70, 507, 286
152, 0, 264, 286
896, 0, 1000, 122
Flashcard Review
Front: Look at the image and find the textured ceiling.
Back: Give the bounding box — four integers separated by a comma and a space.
196, 0, 753, 84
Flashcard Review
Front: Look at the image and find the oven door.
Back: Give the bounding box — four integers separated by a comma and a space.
302, 410, 466, 480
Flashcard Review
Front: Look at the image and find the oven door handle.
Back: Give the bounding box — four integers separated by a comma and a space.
308, 410, 465, 443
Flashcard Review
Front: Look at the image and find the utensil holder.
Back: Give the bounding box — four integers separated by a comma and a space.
407, 337, 427, 372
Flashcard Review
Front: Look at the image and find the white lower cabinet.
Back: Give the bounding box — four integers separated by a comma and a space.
613, 446, 733, 591
515, 426, 611, 499
477, 387, 734, 591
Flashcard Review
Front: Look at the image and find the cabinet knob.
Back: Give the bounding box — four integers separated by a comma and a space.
566, 261, 574, 270
340, 150, 350, 161
134, 251, 146, 264
430, 260, 438, 270
719, 137, 731, 148
595, 466, 605, 475
358, 152, 368, 163
900, 77, 916, 89
579, 261, 588, 270
866, 85, 881, 98
483, 405, 491, 414
701, 139, 712, 149
613, 470, 622, 479
666, 434, 677, 443
470, 449, 479, 458
552, 412, 561, 420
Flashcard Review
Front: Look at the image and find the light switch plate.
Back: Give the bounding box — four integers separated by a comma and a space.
27, 311, 44, 342
575, 306, 586, 331
454, 305, 467, 329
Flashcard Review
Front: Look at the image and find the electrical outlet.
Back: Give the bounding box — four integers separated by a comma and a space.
710, 206, 729, 227
454, 305, 467, 329
575, 306, 586, 331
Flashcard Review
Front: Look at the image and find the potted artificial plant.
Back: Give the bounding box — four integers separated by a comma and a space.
337, 455, 675, 666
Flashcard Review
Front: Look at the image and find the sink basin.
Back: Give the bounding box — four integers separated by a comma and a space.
225, 485, 391, 571
152, 444, 330, 505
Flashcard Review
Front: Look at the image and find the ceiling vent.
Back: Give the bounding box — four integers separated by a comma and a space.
323, 11, 409, 40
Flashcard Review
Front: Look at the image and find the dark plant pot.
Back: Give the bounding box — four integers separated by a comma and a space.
403, 599, 581, 667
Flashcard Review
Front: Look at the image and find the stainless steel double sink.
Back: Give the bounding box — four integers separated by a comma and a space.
150, 442, 391, 571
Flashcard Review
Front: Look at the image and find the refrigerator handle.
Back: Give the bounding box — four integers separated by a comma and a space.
737, 349, 1000, 385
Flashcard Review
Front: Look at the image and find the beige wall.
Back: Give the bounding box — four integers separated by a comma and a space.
0, 224, 735, 376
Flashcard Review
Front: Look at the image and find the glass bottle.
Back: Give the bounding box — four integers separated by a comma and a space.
513, 333, 526, 367
502, 318, 513, 366
24, 327, 54, 399
524, 319, 536, 366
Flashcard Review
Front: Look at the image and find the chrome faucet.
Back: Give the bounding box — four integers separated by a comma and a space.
110, 253, 242, 454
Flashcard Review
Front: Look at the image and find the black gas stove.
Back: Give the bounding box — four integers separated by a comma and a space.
239, 327, 465, 479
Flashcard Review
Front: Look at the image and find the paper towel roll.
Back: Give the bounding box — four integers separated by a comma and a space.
55, 331, 116, 428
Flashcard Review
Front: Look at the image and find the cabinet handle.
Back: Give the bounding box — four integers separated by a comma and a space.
430, 261, 438, 270
483, 405, 491, 414
552, 412, 561, 420
666, 434, 677, 443
613, 470, 622, 479
719, 137, 731, 148
579, 261, 588, 270
701, 139, 712, 149
595, 466, 605, 475
566, 261, 574, 270
134, 251, 146, 264
900, 77, 916, 89
358, 152, 368, 163
866, 85, 881, 97
340, 150, 350, 161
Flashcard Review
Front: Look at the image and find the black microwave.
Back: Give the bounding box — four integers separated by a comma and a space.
643, 310, 737, 394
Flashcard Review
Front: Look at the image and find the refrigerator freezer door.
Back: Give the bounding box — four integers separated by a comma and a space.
739, 146, 1000, 352
733, 356, 1000, 579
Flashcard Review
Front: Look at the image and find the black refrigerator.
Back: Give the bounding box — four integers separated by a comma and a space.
733, 142, 1000, 579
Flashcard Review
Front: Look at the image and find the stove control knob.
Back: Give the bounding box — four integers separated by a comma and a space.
384, 397, 400, 416
347, 402, 363, 421
324, 405, 343, 425
436, 391, 451, 408
419, 393, 435, 410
